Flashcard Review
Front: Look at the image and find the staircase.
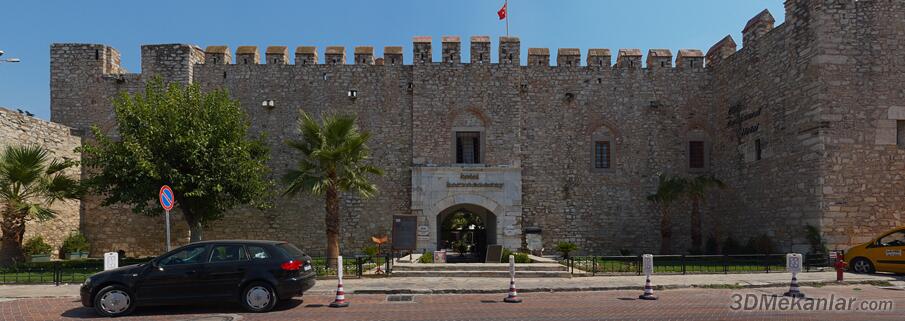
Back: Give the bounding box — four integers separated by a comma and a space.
392, 262, 571, 278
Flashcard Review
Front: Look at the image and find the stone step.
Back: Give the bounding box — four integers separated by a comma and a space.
391, 270, 572, 278
392, 263, 568, 272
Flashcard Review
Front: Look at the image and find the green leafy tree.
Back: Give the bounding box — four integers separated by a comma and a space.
555, 241, 578, 259
646, 174, 687, 254
283, 112, 383, 263
0, 145, 80, 265
684, 175, 725, 254
79, 79, 272, 242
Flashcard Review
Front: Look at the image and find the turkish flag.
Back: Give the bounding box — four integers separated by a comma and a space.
498, 2, 507, 20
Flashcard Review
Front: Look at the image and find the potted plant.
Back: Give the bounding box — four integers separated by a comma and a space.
61, 232, 90, 260
555, 241, 578, 259
23, 236, 53, 263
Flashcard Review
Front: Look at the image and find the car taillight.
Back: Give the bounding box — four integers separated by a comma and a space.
281, 260, 302, 271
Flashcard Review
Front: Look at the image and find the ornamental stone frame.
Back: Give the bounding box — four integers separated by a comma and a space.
411, 166, 523, 252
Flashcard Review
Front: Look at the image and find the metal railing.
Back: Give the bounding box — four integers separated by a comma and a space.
0, 254, 395, 284
308, 254, 393, 279
561, 253, 831, 276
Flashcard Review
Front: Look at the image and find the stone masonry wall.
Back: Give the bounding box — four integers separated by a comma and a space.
814, 0, 905, 248
0, 107, 81, 258
46, 0, 904, 257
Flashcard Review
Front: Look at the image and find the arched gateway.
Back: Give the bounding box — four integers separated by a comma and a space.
410, 166, 523, 253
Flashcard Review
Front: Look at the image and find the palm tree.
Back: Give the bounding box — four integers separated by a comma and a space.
283, 113, 383, 264
0, 145, 80, 266
646, 174, 686, 254
685, 175, 725, 254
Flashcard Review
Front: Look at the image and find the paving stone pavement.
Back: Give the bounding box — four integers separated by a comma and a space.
0, 285, 903, 321
2, 272, 899, 298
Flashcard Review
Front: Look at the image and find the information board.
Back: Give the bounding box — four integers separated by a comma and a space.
642, 254, 654, 275
786, 253, 802, 273
392, 215, 418, 250
485, 244, 503, 263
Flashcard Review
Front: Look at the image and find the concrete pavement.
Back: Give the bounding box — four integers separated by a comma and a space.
2, 272, 901, 298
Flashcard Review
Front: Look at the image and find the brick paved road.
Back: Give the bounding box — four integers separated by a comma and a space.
1, 285, 902, 321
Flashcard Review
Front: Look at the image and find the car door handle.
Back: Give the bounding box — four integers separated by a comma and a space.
186, 270, 198, 275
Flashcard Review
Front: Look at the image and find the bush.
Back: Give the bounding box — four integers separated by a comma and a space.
805, 225, 827, 256
555, 241, 578, 259
23, 236, 52, 256
419, 251, 434, 263
722, 236, 742, 255
61, 232, 89, 254
745, 234, 776, 254
362, 245, 379, 257
704, 236, 719, 255
500, 248, 531, 263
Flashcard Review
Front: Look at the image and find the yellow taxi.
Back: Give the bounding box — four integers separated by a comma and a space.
846, 226, 905, 274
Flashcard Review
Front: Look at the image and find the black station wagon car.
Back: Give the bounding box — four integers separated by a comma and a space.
80, 240, 315, 317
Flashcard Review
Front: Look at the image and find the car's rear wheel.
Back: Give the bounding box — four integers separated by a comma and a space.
850, 258, 875, 274
93, 285, 135, 317
241, 282, 278, 312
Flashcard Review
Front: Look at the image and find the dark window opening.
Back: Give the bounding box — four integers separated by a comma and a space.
243, 58, 248, 64
755, 139, 762, 161
661, 61, 666, 67
689, 141, 705, 169
455, 132, 481, 164
897, 120, 905, 149
594, 141, 611, 169
95, 49, 100, 60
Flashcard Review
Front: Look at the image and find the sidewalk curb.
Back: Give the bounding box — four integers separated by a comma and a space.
347, 280, 891, 295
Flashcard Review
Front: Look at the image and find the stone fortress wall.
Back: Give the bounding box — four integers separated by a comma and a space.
32, 0, 903, 257
0, 107, 81, 257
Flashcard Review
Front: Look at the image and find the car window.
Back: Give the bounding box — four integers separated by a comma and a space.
247, 246, 270, 260
878, 231, 905, 247
158, 246, 207, 266
276, 243, 305, 258
209, 244, 247, 263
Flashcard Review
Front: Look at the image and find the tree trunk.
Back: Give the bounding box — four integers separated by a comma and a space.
690, 197, 702, 254
325, 173, 341, 269
659, 207, 672, 255
184, 210, 203, 243
0, 208, 26, 266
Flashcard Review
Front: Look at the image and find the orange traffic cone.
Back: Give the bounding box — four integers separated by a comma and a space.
638, 275, 657, 300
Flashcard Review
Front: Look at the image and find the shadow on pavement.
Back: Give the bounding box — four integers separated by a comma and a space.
60, 299, 304, 319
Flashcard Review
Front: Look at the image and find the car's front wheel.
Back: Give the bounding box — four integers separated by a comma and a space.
850, 257, 875, 274
241, 282, 278, 312
93, 285, 135, 317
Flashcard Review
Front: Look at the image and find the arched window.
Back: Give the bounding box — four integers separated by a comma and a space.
590, 125, 617, 172
451, 109, 487, 165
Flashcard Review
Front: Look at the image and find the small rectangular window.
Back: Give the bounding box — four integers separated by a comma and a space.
897, 120, 905, 148
594, 141, 611, 169
455, 132, 481, 164
689, 141, 705, 169
755, 139, 762, 161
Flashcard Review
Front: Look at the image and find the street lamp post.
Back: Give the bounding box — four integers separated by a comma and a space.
0, 50, 21, 64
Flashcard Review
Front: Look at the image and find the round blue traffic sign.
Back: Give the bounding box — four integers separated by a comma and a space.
159, 185, 174, 211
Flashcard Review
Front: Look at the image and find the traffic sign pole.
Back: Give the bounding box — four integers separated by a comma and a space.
159, 185, 175, 252
165, 210, 171, 251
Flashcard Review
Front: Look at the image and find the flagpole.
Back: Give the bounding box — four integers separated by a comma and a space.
506, 0, 509, 36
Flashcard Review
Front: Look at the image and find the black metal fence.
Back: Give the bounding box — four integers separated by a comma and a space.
561, 253, 831, 276
309, 254, 393, 279
0, 254, 394, 284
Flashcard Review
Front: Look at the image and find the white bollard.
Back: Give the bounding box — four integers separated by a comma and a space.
330, 255, 350, 307
503, 254, 522, 303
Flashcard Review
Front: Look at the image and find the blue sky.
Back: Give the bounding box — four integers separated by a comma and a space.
0, 1, 784, 120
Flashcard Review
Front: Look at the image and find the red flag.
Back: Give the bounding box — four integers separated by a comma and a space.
498, 2, 507, 20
